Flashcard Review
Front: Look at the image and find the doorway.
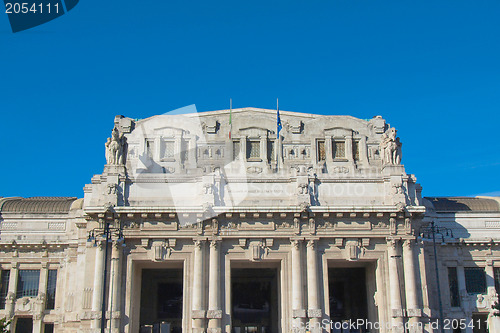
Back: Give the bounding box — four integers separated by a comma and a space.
140, 268, 183, 333
329, 267, 369, 333
231, 268, 279, 333
15, 317, 33, 333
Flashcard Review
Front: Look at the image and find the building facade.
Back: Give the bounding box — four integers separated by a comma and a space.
0, 108, 498, 333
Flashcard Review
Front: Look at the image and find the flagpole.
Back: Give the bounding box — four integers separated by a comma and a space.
229, 98, 232, 139
276, 98, 281, 170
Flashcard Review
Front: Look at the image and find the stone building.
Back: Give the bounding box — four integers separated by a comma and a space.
0, 108, 498, 333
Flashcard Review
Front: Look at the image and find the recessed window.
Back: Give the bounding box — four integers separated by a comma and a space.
180, 140, 188, 163
494, 267, 500, 297
146, 140, 155, 159
267, 140, 275, 162
448, 267, 460, 307
44, 323, 54, 333
333, 141, 345, 159
352, 140, 360, 161
46, 270, 57, 310
246, 140, 260, 160
17, 270, 40, 298
0, 270, 10, 309
464, 267, 486, 294
161, 141, 175, 159
233, 141, 240, 160
317, 140, 326, 162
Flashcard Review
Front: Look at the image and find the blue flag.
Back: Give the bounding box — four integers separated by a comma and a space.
277, 108, 282, 139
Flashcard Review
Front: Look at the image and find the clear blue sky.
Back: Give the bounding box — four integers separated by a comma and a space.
1, 0, 499, 198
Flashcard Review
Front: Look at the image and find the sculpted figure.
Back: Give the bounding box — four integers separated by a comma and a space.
380, 128, 402, 165
105, 127, 126, 165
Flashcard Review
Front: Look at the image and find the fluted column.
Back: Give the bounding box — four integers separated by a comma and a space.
306, 239, 321, 331
291, 239, 306, 330
403, 239, 421, 331
387, 238, 404, 332
208, 239, 221, 333
109, 241, 122, 332
91, 241, 105, 329
192, 239, 206, 332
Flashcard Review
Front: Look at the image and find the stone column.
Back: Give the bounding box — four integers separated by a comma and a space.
188, 136, 197, 169
403, 239, 421, 332
260, 135, 266, 161
208, 239, 221, 333
241, 136, 247, 160
291, 239, 306, 330
91, 241, 105, 329
387, 238, 404, 332
33, 264, 49, 333
192, 239, 206, 332
485, 261, 496, 297
345, 135, 353, 162
485, 261, 500, 333
109, 241, 122, 332
455, 264, 472, 333
325, 136, 333, 163
5, 262, 19, 319
306, 239, 321, 331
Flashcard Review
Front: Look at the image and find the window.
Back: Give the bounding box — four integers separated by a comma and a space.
317, 140, 326, 162
161, 140, 175, 159
233, 141, 240, 160
146, 139, 155, 159
17, 270, 40, 298
246, 140, 260, 160
15, 317, 33, 333
333, 141, 345, 159
448, 267, 460, 307
180, 140, 188, 163
44, 323, 54, 333
352, 140, 360, 161
46, 270, 57, 310
267, 140, 275, 162
495, 267, 500, 298
0, 270, 10, 309
464, 267, 486, 294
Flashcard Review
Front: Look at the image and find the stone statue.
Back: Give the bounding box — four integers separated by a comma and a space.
105, 127, 126, 165
379, 128, 402, 165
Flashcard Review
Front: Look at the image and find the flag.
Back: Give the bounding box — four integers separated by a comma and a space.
277, 99, 282, 139
229, 99, 232, 139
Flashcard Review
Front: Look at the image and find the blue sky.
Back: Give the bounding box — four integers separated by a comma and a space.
1, 0, 499, 198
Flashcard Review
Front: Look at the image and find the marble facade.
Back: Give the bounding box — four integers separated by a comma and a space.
0, 108, 498, 333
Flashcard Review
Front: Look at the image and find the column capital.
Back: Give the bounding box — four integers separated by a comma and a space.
291, 239, 302, 250
210, 239, 221, 249
194, 239, 206, 249
306, 239, 317, 249
386, 237, 399, 249
402, 238, 415, 250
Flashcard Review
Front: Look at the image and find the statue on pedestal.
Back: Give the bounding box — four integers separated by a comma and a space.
380, 128, 402, 165
105, 127, 127, 165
